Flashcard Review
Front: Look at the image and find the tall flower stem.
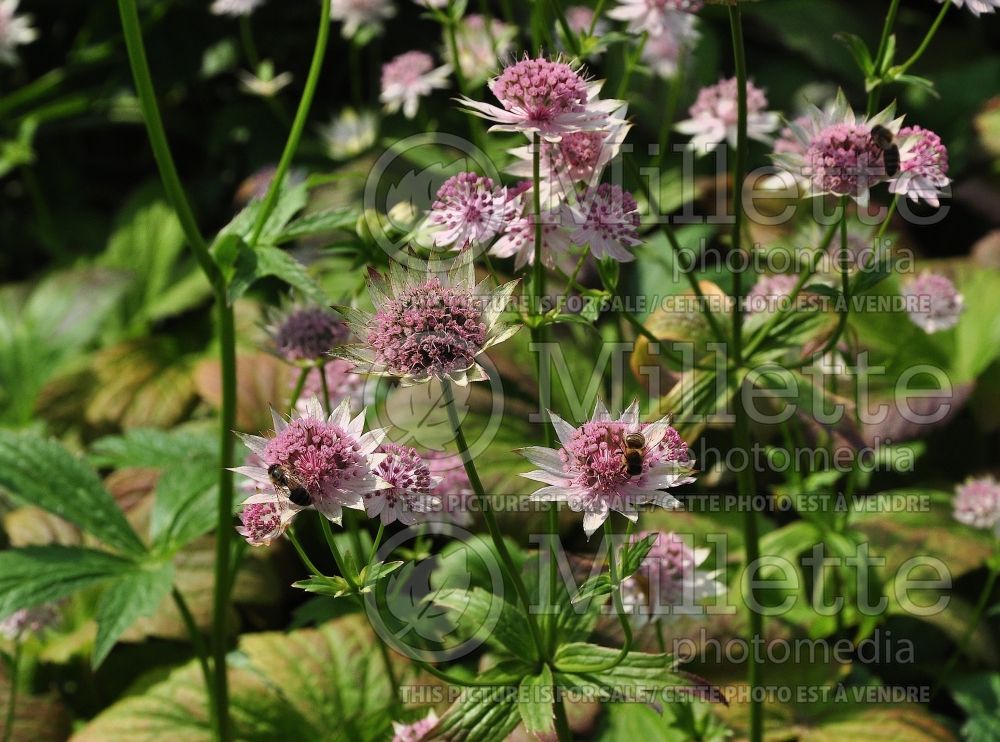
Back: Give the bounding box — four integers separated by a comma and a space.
289, 367, 310, 410
117, 2, 236, 738
727, 6, 762, 742
440, 380, 547, 662
934, 558, 1000, 696
866, 0, 902, 117
896, 1, 950, 76
2, 643, 21, 742
172, 587, 215, 727
247, 0, 331, 248
239, 14, 260, 69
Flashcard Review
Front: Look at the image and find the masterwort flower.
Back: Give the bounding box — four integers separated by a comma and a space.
946, 0, 1000, 16
0, 0, 37, 66
620, 531, 724, 625
211, 0, 266, 17
320, 108, 378, 160
452, 15, 516, 86
380, 51, 450, 120
568, 183, 642, 262
236, 489, 298, 547
889, 125, 950, 208
902, 271, 964, 333
953, 476, 1000, 533
458, 55, 625, 139
392, 711, 439, 742
238, 62, 293, 98
675, 77, 779, 154
770, 89, 904, 205
0, 604, 59, 641
520, 400, 695, 537
608, 0, 702, 36
334, 260, 519, 386
365, 444, 442, 525
641, 12, 700, 79
234, 397, 387, 524
426, 172, 516, 251
489, 181, 574, 270
745, 274, 801, 315
329, 0, 395, 38
267, 305, 350, 365
423, 450, 474, 525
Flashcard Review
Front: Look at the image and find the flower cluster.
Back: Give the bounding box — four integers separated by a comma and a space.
427, 172, 516, 251
267, 306, 350, 365
380, 51, 450, 120
676, 77, 779, 153
953, 476, 1000, 533
902, 271, 964, 333
330, 0, 395, 38
210, 0, 265, 17
0, 604, 59, 641
0, 0, 37, 66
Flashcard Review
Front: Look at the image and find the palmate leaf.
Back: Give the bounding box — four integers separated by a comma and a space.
73, 615, 405, 742
433, 587, 539, 662
92, 561, 175, 667
429, 666, 524, 742
0, 431, 146, 556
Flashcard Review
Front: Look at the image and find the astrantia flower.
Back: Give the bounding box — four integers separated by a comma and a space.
607, 0, 703, 36
0, 604, 59, 641
329, 0, 395, 38
321, 108, 378, 160
423, 450, 474, 525
489, 182, 574, 270
568, 183, 642, 262
520, 400, 695, 537
770, 90, 903, 205
380, 51, 450, 120
566, 5, 607, 35
620, 531, 724, 625
945, 0, 1000, 16
427, 172, 515, 250
366, 444, 442, 525
459, 56, 625, 139
953, 476, 1000, 532
902, 271, 964, 333
745, 274, 800, 315
641, 12, 699, 79
236, 490, 297, 546
0, 0, 37, 66
392, 711, 439, 742
238, 63, 293, 98
889, 125, 950, 208
294, 361, 365, 418
452, 15, 516, 86
234, 397, 387, 524
676, 77, 779, 154
334, 260, 519, 386
267, 306, 350, 365
211, 0, 265, 16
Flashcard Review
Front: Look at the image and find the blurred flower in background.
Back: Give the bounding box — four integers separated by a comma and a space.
0, 0, 37, 66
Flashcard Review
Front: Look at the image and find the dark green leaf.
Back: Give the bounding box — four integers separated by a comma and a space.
227, 245, 327, 305
89, 427, 216, 469
518, 665, 555, 737
92, 561, 175, 667
433, 587, 539, 662
293, 575, 355, 599
150, 463, 218, 554
274, 208, 358, 244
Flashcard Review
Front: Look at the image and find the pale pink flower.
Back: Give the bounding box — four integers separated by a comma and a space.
888, 125, 950, 208
452, 15, 516, 85
620, 531, 724, 625
392, 710, 439, 742
330, 0, 395, 38
380, 51, 450, 120
211, 0, 265, 17
745, 274, 800, 315
320, 108, 378, 160
676, 77, 779, 154
0, 604, 59, 641
236, 490, 298, 547
427, 172, 515, 250
771, 90, 904, 205
234, 397, 388, 524
458, 56, 625, 140
954, 476, 1000, 532
266, 306, 350, 365
489, 182, 574, 270
334, 259, 519, 386
641, 12, 699, 79
946, 0, 1000, 15
423, 450, 474, 525
0, 0, 37, 66
902, 271, 964, 333
568, 183, 642, 262
520, 400, 695, 538
365, 444, 442, 525
607, 0, 703, 36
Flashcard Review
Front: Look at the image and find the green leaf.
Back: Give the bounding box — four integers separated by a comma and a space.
0, 546, 134, 618
554, 643, 695, 695
573, 573, 613, 604
227, 245, 327, 305
89, 426, 216, 469
620, 532, 658, 578
358, 560, 404, 589
274, 208, 359, 244
150, 463, 218, 554
92, 561, 175, 667
293, 575, 356, 599
0, 431, 146, 555
951, 673, 1000, 742
431, 665, 523, 742
834, 32, 874, 75
518, 665, 555, 737
433, 587, 540, 661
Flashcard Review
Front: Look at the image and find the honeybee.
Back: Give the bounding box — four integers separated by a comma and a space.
622, 433, 646, 477
870, 124, 900, 177
268, 463, 312, 507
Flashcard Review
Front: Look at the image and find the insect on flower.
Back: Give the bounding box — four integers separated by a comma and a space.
870, 124, 900, 176
622, 432, 646, 476
267, 463, 312, 507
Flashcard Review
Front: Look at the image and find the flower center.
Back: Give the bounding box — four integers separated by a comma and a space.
804, 123, 885, 195
263, 418, 363, 499
492, 58, 589, 123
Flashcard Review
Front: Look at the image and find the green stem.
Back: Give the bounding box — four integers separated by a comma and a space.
441, 380, 547, 662
247, 0, 331, 248
934, 562, 1000, 696
239, 14, 260, 69
553, 692, 572, 741
319, 362, 332, 413
288, 525, 327, 577
289, 367, 310, 410
896, 1, 950, 77
588, 0, 608, 36
866, 0, 902, 117
2, 643, 21, 742
319, 515, 359, 589
615, 32, 647, 98
656, 54, 686, 171
364, 523, 385, 581
172, 587, 215, 718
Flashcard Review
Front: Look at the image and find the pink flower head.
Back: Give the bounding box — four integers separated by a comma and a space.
889, 125, 950, 208
366, 444, 442, 525
380, 51, 450, 120
294, 361, 365, 418
452, 15, 516, 85
620, 531, 724, 625
234, 397, 388, 524
608, 0, 703, 36
0, 0, 37, 66
427, 172, 516, 250
902, 271, 964, 333
211, 0, 265, 16
520, 400, 695, 538
954, 476, 1000, 532
488, 184, 574, 270
459, 56, 625, 139
771, 90, 903, 206
676, 77, 779, 154
641, 12, 700, 79
568, 183, 642, 262
236, 492, 296, 547
334, 260, 519, 386
0, 603, 59, 641
392, 710, 439, 742
947, 0, 1000, 16
745, 274, 800, 315
268, 306, 350, 364
423, 450, 475, 525
330, 0, 395, 38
